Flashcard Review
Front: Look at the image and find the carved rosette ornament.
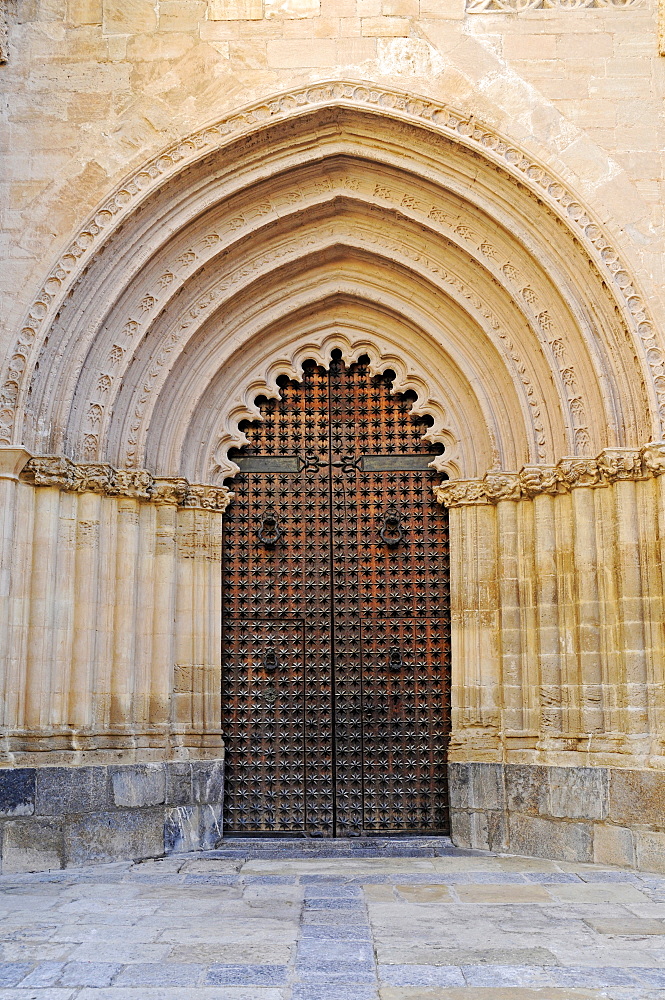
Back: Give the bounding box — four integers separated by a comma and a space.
21, 457, 233, 511
434, 444, 665, 507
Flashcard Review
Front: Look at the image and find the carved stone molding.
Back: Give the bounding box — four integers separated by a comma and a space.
467, 0, 643, 10
21, 457, 233, 511
434, 444, 663, 507
2, 81, 662, 452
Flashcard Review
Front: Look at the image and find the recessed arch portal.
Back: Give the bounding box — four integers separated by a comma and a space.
1, 83, 660, 485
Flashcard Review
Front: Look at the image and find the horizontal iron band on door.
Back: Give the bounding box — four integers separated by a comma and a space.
234, 455, 301, 472
361, 454, 438, 472
235, 454, 440, 473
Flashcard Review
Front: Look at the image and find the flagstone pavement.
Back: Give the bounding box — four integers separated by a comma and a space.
0, 837, 664, 1000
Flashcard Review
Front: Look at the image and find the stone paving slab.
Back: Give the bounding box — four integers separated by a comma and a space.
0, 837, 665, 998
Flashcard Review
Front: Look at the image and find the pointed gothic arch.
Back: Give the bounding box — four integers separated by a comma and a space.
0, 82, 660, 486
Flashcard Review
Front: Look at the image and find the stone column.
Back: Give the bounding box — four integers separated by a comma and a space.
173, 486, 230, 752
0, 449, 32, 759
448, 500, 501, 760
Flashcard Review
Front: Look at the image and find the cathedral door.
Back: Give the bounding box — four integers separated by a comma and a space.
221, 352, 450, 837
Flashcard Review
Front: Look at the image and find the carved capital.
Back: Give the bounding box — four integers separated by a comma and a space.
558, 457, 602, 489
152, 478, 189, 506
109, 468, 154, 499
70, 463, 115, 495
483, 471, 522, 502
597, 448, 644, 483
435, 443, 665, 507
641, 441, 665, 477
519, 466, 561, 498
182, 484, 234, 512
22, 456, 77, 490
434, 480, 491, 508
21, 456, 235, 510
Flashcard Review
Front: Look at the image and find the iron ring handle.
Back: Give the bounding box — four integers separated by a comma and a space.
258, 510, 283, 548
380, 508, 405, 548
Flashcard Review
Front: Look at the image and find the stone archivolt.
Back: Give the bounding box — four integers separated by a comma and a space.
0, 84, 660, 488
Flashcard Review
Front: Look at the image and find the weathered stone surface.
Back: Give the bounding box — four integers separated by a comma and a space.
192, 760, 224, 805
164, 805, 200, 854
110, 763, 166, 808
199, 803, 224, 850
505, 765, 548, 817
2, 818, 64, 872
465, 763, 505, 810
35, 767, 107, 816
593, 823, 636, 869
64, 809, 164, 865
634, 830, 665, 874
164, 802, 224, 853
165, 761, 193, 805
548, 766, 609, 821
508, 814, 593, 864
447, 764, 470, 810
0, 768, 35, 816
609, 770, 665, 831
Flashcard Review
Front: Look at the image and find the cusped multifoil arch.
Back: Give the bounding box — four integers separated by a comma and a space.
3, 84, 659, 483
193, 325, 467, 483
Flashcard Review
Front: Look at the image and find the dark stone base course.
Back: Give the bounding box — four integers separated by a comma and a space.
449, 761, 665, 873
0, 758, 224, 873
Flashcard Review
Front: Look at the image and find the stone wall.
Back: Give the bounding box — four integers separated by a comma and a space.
1, 0, 663, 351
0, 758, 224, 873
450, 762, 665, 873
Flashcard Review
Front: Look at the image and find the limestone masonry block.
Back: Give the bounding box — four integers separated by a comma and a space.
0, 761, 225, 872
361, 15, 410, 35
505, 765, 549, 818
266, 37, 336, 65
208, 0, 263, 17
35, 766, 107, 816
110, 762, 167, 808
0, 769, 35, 817
165, 761, 194, 805
593, 823, 636, 869
453, 764, 665, 872
3, 818, 64, 874
548, 767, 609, 822
64, 808, 164, 866
102, 0, 157, 33
609, 769, 665, 831
265, 0, 321, 17
509, 814, 594, 864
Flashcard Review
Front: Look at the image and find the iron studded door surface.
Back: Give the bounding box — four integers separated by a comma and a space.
222, 354, 450, 836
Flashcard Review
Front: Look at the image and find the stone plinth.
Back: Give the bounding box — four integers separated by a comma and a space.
0, 758, 224, 872
450, 762, 665, 873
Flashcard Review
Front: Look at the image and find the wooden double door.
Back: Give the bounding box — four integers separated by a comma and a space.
221, 353, 450, 836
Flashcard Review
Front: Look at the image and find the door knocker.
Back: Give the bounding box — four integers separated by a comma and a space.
263, 645, 279, 674
257, 508, 283, 548
379, 505, 405, 548
388, 646, 403, 672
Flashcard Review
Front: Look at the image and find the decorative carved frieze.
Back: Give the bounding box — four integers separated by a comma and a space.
467, 0, 643, 10
434, 445, 663, 507
21, 457, 233, 511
